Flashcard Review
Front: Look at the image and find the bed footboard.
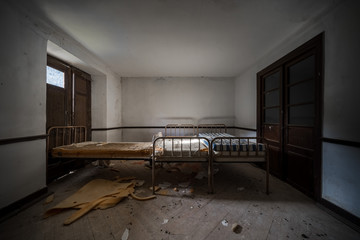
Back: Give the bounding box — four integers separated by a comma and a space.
165, 124, 196, 136
151, 136, 213, 194
47, 126, 87, 153
197, 124, 227, 135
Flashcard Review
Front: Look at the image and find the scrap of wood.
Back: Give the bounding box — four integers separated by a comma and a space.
111, 168, 121, 172
156, 189, 169, 196
43, 194, 54, 205
114, 176, 137, 182
130, 192, 156, 201
149, 186, 160, 192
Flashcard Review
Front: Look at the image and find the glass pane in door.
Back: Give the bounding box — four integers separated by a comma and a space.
264, 71, 280, 91
265, 90, 279, 107
289, 80, 314, 105
265, 108, 279, 124
289, 104, 314, 126
289, 55, 315, 84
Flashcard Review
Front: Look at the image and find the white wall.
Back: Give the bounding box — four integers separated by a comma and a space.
91, 75, 107, 141
0, 141, 46, 208
235, 0, 360, 217
0, 2, 47, 208
121, 77, 235, 141
106, 75, 122, 142
322, 1, 360, 142
92, 74, 122, 142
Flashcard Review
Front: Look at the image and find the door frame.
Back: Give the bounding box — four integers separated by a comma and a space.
257, 33, 324, 200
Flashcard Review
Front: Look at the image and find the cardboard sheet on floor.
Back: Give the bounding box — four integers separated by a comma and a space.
43, 178, 155, 225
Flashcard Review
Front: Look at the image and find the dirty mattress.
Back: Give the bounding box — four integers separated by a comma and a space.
51, 141, 153, 159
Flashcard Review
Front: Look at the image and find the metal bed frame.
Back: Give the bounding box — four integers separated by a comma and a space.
152, 124, 269, 195
47, 124, 269, 195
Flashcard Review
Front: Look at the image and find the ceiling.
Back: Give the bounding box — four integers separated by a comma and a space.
13, 0, 337, 77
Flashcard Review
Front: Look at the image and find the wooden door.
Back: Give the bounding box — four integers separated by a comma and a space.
259, 69, 284, 179
257, 34, 323, 198
46, 56, 92, 183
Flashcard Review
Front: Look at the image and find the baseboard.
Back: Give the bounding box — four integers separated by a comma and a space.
318, 198, 360, 233
0, 187, 50, 223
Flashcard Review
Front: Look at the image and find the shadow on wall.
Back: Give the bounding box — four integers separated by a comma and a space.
197, 116, 235, 126
157, 117, 196, 125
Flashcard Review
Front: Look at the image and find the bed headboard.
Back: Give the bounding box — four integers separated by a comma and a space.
164, 124, 196, 136
47, 126, 87, 152
197, 124, 227, 135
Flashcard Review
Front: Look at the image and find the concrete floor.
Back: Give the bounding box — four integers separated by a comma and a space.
0, 160, 359, 240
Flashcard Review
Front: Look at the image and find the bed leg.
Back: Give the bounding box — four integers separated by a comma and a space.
152, 156, 156, 195
266, 154, 270, 195
208, 158, 214, 194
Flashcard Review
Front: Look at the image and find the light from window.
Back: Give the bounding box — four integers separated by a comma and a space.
46, 66, 64, 88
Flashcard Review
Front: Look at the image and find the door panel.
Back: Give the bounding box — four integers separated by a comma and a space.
287, 127, 314, 149
73, 72, 91, 140
261, 69, 283, 179
46, 85, 66, 128
286, 151, 314, 196
285, 53, 317, 197
263, 125, 280, 141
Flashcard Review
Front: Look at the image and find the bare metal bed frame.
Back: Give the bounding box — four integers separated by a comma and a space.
152, 124, 269, 195
47, 124, 269, 195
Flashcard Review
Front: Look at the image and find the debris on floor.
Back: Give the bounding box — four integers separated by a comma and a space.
195, 171, 207, 179
135, 180, 145, 187
114, 176, 137, 182
179, 182, 190, 188
150, 186, 161, 192
232, 223, 243, 234
157, 189, 169, 196
221, 219, 229, 226
121, 228, 129, 240
43, 194, 54, 205
301, 233, 309, 238
43, 178, 155, 225
237, 187, 245, 191
159, 182, 171, 188
92, 160, 111, 167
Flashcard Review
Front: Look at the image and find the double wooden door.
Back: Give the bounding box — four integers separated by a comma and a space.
46, 55, 91, 183
257, 34, 323, 198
